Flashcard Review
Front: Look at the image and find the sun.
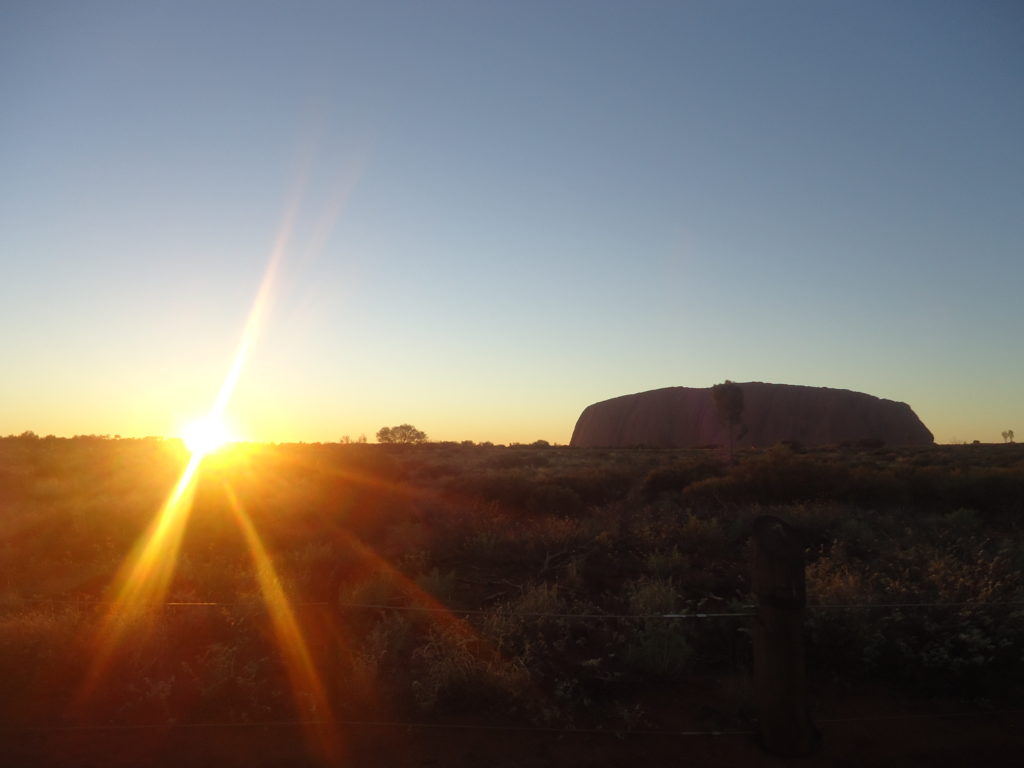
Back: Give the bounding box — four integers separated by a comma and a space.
180, 416, 235, 459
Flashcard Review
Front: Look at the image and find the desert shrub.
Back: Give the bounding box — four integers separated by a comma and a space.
840, 466, 906, 508
894, 464, 1024, 513
944, 507, 981, 534
644, 546, 691, 578
0, 605, 86, 700
676, 447, 1023, 513
531, 482, 585, 515
640, 459, 723, 500
341, 570, 405, 608
803, 515, 1024, 702
734, 451, 850, 503
553, 468, 636, 507
827, 606, 1024, 699
896, 465, 954, 507
363, 611, 417, 670
411, 625, 531, 713
483, 582, 566, 658
776, 502, 848, 533
179, 641, 276, 718
409, 460, 461, 482
424, 501, 523, 565
626, 576, 679, 616
941, 467, 1024, 513
676, 513, 729, 554
619, 578, 691, 678
623, 620, 692, 680
806, 545, 868, 605
677, 475, 733, 508
448, 470, 534, 509
448, 471, 583, 515
679, 449, 903, 509
415, 567, 457, 604
485, 451, 549, 470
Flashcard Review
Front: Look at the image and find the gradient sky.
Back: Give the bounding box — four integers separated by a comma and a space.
2, 0, 1021, 444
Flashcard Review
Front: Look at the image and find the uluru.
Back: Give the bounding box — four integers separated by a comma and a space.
570, 383, 933, 448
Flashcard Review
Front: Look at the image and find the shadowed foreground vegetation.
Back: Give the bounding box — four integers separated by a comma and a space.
1, 435, 1022, 765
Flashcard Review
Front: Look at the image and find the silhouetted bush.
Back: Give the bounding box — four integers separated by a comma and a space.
485, 451, 550, 469
555, 468, 635, 507
449, 470, 584, 515
682, 450, 849, 507
640, 460, 724, 500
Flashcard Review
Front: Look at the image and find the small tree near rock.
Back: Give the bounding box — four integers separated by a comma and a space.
712, 380, 745, 462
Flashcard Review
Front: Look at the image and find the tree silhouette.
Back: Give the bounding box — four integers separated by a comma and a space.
376, 424, 428, 444
712, 380, 744, 462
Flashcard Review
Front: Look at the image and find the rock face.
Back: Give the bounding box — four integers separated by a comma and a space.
570, 383, 933, 448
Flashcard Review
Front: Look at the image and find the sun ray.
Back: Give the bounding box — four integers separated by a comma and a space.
76, 452, 202, 703
223, 484, 342, 762
207, 211, 290, 426
240, 445, 507, 644
216, 446, 520, 730
241, 448, 509, 662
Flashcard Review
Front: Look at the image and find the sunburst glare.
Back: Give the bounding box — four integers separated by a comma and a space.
180, 415, 235, 459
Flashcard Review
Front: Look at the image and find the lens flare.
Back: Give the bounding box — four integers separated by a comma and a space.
73, 147, 374, 743
180, 416, 234, 458
74, 204, 294, 710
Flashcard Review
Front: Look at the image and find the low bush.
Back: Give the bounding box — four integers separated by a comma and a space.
640, 459, 724, 500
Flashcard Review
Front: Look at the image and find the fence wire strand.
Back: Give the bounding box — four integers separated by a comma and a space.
0, 717, 756, 737
2, 596, 1022, 617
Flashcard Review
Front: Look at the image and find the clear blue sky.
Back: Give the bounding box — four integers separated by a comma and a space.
2, 0, 1021, 444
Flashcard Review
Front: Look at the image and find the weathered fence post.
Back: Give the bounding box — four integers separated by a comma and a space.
752, 515, 817, 756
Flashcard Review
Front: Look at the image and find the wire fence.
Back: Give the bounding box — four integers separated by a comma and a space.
2, 595, 1023, 616
0, 716, 757, 737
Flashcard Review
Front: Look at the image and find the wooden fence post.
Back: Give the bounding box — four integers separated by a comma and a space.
752, 515, 817, 756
